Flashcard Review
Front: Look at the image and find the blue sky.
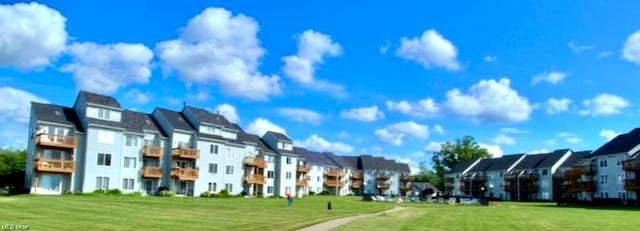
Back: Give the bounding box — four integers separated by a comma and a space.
2, 1, 640, 171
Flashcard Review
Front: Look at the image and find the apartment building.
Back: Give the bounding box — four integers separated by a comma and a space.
504, 150, 571, 201
552, 150, 591, 201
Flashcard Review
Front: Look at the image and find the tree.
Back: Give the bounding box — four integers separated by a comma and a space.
414, 161, 441, 186
0, 149, 27, 190
431, 136, 490, 190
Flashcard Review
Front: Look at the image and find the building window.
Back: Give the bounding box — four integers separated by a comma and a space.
286, 172, 292, 179
225, 165, 234, 175
499, 172, 503, 177
618, 173, 624, 184
542, 169, 548, 176
96, 177, 109, 190
97, 108, 111, 120
122, 178, 134, 190
97, 130, 114, 144
617, 156, 623, 166
97, 153, 112, 166
600, 159, 608, 167
317, 166, 321, 171
125, 135, 138, 147
267, 171, 274, 179
225, 183, 233, 193
267, 156, 274, 163
267, 186, 273, 194
209, 163, 218, 173
208, 182, 217, 192
317, 176, 320, 182
600, 175, 608, 185
286, 157, 292, 164
210, 144, 218, 154
123, 157, 136, 168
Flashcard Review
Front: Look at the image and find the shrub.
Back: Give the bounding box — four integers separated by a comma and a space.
200, 191, 211, 197
106, 189, 122, 195
318, 190, 331, 195
309, 191, 316, 196
158, 190, 174, 197
93, 189, 105, 194
218, 189, 230, 198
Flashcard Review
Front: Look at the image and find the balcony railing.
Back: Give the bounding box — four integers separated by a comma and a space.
623, 159, 640, 171
172, 147, 199, 159
142, 167, 162, 178
376, 174, 390, 180
565, 165, 596, 179
553, 173, 565, 180
504, 184, 515, 192
296, 178, 309, 187
170, 168, 199, 180
325, 179, 345, 187
504, 175, 517, 181
400, 175, 415, 182
297, 165, 310, 173
351, 172, 363, 179
244, 174, 266, 185
565, 181, 597, 192
351, 181, 363, 188
325, 169, 346, 177
142, 146, 163, 158
519, 174, 539, 181
34, 159, 74, 173
376, 183, 390, 189
624, 179, 640, 190
520, 184, 538, 192
400, 183, 412, 190
472, 175, 487, 182
243, 157, 267, 168
36, 134, 76, 149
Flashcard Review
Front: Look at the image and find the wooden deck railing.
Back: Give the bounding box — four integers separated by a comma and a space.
243, 157, 267, 168
170, 168, 199, 180
171, 147, 199, 159
325, 169, 346, 177
244, 174, 266, 184
351, 172, 363, 179
325, 179, 345, 187
36, 134, 76, 149
34, 159, 74, 173
623, 159, 640, 171
400, 175, 415, 181
624, 179, 640, 190
297, 165, 310, 173
142, 167, 162, 178
142, 146, 163, 158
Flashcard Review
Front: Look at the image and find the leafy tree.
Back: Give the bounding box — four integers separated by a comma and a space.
431, 136, 490, 189
414, 161, 440, 186
0, 149, 27, 190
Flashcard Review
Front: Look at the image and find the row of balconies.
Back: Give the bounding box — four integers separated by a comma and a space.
243, 157, 267, 169
325, 169, 346, 177
504, 184, 538, 193
461, 175, 488, 182
564, 181, 597, 193
564, 165, 596, 179
623, 159, 640, 171
504, 173, 539, 181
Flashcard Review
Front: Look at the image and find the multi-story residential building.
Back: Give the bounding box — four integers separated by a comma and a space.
623, 154, 640, 204
553, 150, 591, 201
238, 133, 271, 197
359, 155, 410, 196
342, 156, 364, 195
505, 150, 571, 201
444, 159, 481, 196
262, 131, 298, 197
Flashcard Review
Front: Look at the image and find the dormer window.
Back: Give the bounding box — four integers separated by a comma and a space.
98, 108, 111, 120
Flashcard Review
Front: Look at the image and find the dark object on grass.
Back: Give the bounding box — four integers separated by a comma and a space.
327, 201, 332, 210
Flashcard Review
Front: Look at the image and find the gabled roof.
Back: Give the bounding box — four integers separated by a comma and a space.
511, 154, 547, 170
121, 110, 166, 137
342, 156, 361, 169
79, 91, 121, 108
468, 158, 495, 172
184, 106, 241, 131
485, 154, 524, 171
265, 131, 292, 142
296, 147, 338, 167
154, 108, 195, 132
560, 150, 591, 168
324, 152, 351, 169
239, 133, 278, 155
447, 158, 479, 174
31, 102, 84, 132
395, 162, 411, 173
590, 128, 640, 157
360, 155, 400, 171
537, 149, 570, 168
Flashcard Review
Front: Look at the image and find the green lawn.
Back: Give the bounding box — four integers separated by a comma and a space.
336, 202, 640, 231
0, 194, 392, 231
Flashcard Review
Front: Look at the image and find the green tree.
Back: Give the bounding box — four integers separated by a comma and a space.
0, 149, 27, 190
431, 136, 490, 190
414, 161, 440, 185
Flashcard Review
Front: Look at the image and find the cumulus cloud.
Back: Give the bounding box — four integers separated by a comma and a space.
375, 121, 429, 146
0, 87, 48, 123
340, 106, 384, 122
599, 129, 620, 142
396, 29, 461, 71
528, 149, 550, 154
622, 30, 640, 64
125, 89, 151, 104
425, 141, 444, 152
568, 42, 593, 53
443, 78, 533, 123
214, 104, 239, 123
282, 30, 345, 97
0, 2, 67, 69
493, 134, 515, 145
245, 118, 286, 136
557, 132, 583, 144
545, 97, 571, 114
479, 143, 504, 158
294, 134, 353, 154
432, 124, 445, 135
278, 108, 322, 125
578, 93, 629, 116
386, 98, 439, 118
532, 71, 568, 85
62, 42, 153, 94
156, 7, 281, 101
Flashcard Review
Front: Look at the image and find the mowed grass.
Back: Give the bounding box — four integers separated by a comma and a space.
0, 194, 392, 231
336, 202, 640, 231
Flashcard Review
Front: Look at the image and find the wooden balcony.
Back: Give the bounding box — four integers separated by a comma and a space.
351, 172, 363, 179
170, 168, 198, 180
400, 183, 412, 190
472, 175, 487, 182
34, 159, 74, 173
142, 166, 162, 178
244, 174, 266, 185
243, 157, 266, 168
142, 146, 163, 158
504, 184, 515, 192
376, 183, 391, 189
504, 175, 517, 181
565, 165, 596, 179
400, 175, 415, 182
325, 179, 345, 187
296, 178, 309, 187
325, 169, 346, 177
297, 165, 310, 173
445, 182, 454, 188
566, 181, 597, 192
36, 134, 76, 149
623, 159, 640, 171
519, 174, 539, 181
624, 179, 640, 190
376, 174, 390, 180
520, 184, 538, 192
351, 181, 363, 188
172, 147, 199, 160
553, 173, 565, 180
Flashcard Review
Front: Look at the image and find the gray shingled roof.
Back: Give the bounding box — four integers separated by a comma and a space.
154, 108, 195, 132
238, 133, 276, 154
447, 158, 479, 174
590, 128, 640, 158
325, 152, 351, 168
342, 156, 360, 169
79, 91, 121, 108
511, 154, 547, 170
484, 154, 524, 171
31, 102, 84, 132
395, 162, 411, 173
121, 110, 166, 137
360, 155, 399, 171
86, 117, 124, 129
296, 148, 338, 167
184, 106, 241, 131
266, 131, 292, 142
468, 158, 495, 172
560, 150, 591, 168
537, 149, 570, 168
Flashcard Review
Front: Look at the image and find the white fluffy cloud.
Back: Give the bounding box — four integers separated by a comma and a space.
558, 132, 583, 144
0, 87, 48, 123
0, 2, 67, 69
599, 129, 621, 142
124, 89, 151, 104
622, 30, 640, 64
444, 78, 533, 123
340, 106, 384, 122
245, 118, 286, 136
156, 7, 281, 101
432, 124, 445, 135
62, 42, 153, 94
545, 97, 571, 114
278, 108, 322, 125
295, 134, 353, 154
396, 29, 461, 71
479, 143, 504, 158
493, 134, 515, 145
529, 149, 550, 154
499, 128, 529, 134
532, 71, 568, 85
578, 93, 629, 116
215, 104, 239, 123
386, 98, 439, 118
425, 141, 444, 152
282, 30, 345, 97
375, 121, 429, 146
568, 42, 593, 53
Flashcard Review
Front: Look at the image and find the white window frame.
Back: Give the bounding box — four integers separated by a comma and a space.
97, 153, 112, 166
123, 156, 136, 168
226, 165, 234, 175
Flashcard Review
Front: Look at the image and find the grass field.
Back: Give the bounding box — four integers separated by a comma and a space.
0, 194, 392, 231
2, 196, 639, 231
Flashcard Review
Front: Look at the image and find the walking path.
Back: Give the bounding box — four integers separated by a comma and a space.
298, 207, 408, 231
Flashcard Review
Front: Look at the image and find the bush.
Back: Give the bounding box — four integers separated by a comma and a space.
158, 190, 174, 197
200, 191, 211, 197
93, 189, 105, 194
106, 189, 122, 195
308, 191, 316, 196
218, 189, 230, 198
318, 190, 331, 195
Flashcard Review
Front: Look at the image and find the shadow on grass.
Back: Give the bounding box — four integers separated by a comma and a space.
525, 203, 640, 211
